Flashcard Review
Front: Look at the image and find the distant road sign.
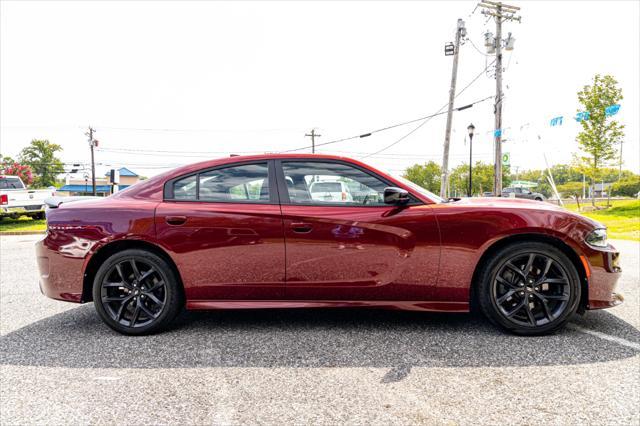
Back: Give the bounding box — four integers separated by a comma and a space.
502, 152, 510, 166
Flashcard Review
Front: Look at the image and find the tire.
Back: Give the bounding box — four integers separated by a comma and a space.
93, 249, 183, 335
535, 197, 543, 202
477, 242, 580, 335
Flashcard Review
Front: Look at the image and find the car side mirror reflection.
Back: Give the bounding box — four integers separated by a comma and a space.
383, 187, 410, 205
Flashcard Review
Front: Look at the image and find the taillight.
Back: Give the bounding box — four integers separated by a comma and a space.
341, 192, 347, 201
0, 194, 7, 205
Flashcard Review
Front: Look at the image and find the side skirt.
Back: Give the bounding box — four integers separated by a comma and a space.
186, 300, 469, 312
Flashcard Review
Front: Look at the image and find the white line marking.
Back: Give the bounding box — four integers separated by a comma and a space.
568, 323, 640, 351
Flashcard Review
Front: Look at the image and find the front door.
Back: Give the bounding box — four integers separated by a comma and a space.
155, 161, 285, 300
276, 160, 440, 301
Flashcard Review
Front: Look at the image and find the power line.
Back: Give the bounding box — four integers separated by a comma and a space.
466, 37, 492, 57
94, 125, 300, 134
362, 61, 495, 159
281, 61, 493, 156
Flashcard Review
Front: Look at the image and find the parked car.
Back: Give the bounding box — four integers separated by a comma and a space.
309, 180, 353, 203
502, 187, 546, 201
36, 154, 621, 336
0, 175, 55, 220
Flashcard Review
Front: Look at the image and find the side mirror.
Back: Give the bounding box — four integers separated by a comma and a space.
384, 187, 410, 205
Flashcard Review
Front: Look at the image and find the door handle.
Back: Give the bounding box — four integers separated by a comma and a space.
290, 222, 313, 233
165, 215, 187, 226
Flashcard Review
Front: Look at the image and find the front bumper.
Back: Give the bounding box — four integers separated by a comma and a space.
586, 245, 623, 310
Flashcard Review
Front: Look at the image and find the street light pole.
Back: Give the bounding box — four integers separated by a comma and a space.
467, 123, 475, 197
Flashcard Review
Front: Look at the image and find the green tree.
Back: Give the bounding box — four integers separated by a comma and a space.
402, 161, 441, 193
449, 161, 510, 196
576, 74, 625, 205
610, 176, 640, 197
556, 181, 584, 198
18, 139, 65, 188
1, 154, 15, 168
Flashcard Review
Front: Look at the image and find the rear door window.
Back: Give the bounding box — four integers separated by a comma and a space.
168, 163, 271, 203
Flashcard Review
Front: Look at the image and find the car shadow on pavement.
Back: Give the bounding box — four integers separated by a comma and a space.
1, 305, 638, 371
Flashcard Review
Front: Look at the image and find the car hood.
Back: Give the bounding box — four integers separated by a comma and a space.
450, 196, 562, 210
446, 197, 604, 228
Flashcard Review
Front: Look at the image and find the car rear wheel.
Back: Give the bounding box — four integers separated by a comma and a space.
477, 242, 581, 335
93, 249, 182, 335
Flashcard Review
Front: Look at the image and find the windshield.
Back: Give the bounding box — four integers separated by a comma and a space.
393, 175, 445, 203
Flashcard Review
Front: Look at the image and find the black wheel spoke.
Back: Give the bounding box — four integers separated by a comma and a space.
524, 301, 536, 325
130, 259, 142, 280
115, 296, 134, 321
524, 253, 536, 275
139, 268, 155, 284
103, 282, 125, 288
541, 278, 568, 284
129, 301, 141, 326
496, 275, 520, 290
505, 300, 526, 317
505, 262, 526, 279
139, 301, 158, 319
497, 289, 517, 304
103, 295, 129, 303
145, 280, 164, 292
534, 293, 553, 320
541, 258, 553, 278
144, 292, 164, 307
115, 264, 132, 289
542, 293, 569, 301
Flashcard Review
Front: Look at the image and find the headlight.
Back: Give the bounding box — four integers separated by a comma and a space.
586, 228, 608, 248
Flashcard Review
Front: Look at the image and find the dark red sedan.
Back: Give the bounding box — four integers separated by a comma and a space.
36, 154, 622, 335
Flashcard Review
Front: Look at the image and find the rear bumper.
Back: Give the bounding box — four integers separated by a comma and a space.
586, 246, 622, 310
1, 205, 45, 214
35, 235, 85, 303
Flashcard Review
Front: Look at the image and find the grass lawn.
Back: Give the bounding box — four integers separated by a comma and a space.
0, 216, 46, 233
565, 199, 640, 242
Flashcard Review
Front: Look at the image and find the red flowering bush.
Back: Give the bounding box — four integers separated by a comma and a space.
2, 163, 34, 185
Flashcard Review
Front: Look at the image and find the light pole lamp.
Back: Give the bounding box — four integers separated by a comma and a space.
467, 123, 475, 197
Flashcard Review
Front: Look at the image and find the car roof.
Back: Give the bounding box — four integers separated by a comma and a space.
115, 153, 437, 204
160, 153, 378, 178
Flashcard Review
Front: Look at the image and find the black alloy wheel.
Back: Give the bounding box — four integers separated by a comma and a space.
478, 242, 581, 335
93, 249, 182, 335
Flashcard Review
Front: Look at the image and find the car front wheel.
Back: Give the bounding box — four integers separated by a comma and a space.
477, 242, 581, 335
93, 249, 182, 335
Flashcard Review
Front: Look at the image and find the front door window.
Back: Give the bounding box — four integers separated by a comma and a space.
281, 161, 388, 206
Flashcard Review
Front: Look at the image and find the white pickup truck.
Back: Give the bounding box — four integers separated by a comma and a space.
0, 175, 55, 220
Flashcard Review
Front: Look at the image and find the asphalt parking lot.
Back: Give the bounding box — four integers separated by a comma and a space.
1, 235, 638, 425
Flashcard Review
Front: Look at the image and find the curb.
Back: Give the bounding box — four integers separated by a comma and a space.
0, 231, 46, 236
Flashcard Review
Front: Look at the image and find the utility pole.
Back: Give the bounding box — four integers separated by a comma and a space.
478, 1, 521, 195
440, 18, 466, 199
85, 126, 97, 196
467, 123, 475, 197
305, 129, 321, 154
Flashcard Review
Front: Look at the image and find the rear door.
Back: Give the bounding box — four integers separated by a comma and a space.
276, 159, 440, 301
155, 161, 285, 300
